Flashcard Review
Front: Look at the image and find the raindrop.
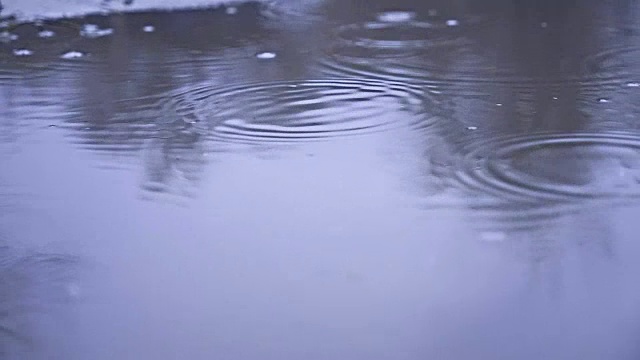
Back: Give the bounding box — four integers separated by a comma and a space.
226, 6, 238, 15
446, 19, 459, 26
142, 25, 155, 33
37, 30, 55, 38
377, 11, 416, 23
256, 51, 277, 59
61, 51, 85, 59
80, 24, 113, 38
13, 49, 33, 56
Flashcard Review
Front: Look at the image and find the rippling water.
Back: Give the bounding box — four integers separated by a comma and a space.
2, 1, 640, 359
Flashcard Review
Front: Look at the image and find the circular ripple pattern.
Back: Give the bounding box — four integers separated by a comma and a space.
457, 132, 640, 201
158, 79, 430, 144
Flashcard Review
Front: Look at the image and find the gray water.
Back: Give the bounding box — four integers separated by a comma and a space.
2, 1, 640, 359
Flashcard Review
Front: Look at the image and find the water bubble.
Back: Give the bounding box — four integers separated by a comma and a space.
80, 24, 113, 38
142, 25, 155, 33
256, 51, 277, 59
61, 51, 85, 59
377, 11, 416, 23
226, 6, 238, 15
446, 19, 460, 27
13, 49, 33, 56
37, 30, 55, 38
0, 31, 18, 42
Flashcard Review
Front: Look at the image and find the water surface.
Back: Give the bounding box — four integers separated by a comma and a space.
2, 1, 640, 359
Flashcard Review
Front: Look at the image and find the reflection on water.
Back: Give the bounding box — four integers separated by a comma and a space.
2, 0, 640, 359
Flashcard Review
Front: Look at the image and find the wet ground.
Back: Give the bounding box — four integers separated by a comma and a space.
2, 0, 640, 358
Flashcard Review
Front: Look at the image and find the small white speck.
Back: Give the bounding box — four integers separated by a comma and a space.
480, 231, 506, 243
61, 51, 85, 59
143, 25, 155, 32
467, 126, 478, 130
552, 96, 558, 100
0, 31, 18, 42
80, 24, 113, 38
377, 11, 416, 23
626, 82, 640, 88
598, 98, 610, 103
541, 22, 548, 28
256, 51, 276, 59
13, 49, 33, 56
38, 30, 55, 38
446, 19, 459, 26
226, 6, 238, 15
496, 103, 503, 107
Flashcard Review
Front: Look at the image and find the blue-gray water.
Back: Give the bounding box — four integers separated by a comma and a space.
2, 1, 640, 359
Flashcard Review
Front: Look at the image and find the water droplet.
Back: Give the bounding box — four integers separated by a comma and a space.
13, 49, 33, 56
256, 51, 277, 59
626, 82, 640, 88
80, 24, 113, 38
467, 126, 478, 130
446, 19, 459, 27
142, 25, 155, 33
61, 51, 85, 59
480, 231, 506, 243
226, 6, 238, 15
37, 30, 55, 38
598, 98, 611, 103
377, 11, 416, 23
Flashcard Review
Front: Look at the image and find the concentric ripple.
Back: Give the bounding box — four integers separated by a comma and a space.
456, 132, 640, 201
158, 79, 430, 144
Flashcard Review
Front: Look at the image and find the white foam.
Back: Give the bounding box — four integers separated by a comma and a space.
1, 0, 266, 22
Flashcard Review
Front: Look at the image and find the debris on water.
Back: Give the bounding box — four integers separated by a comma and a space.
61, 51, 85, 59
256, 51, 276, 59
598, 98, 611, 103
480, 231, 506, 243
37, 29, 55, 38
446, 19, 459, 26
80, 24, 113, 38
377, 11, 416, 23
13, 49, 33, 56
142, 25, 155, 32
226, 6, 238, 15
540, 22, 548, 28
626, 82, 640, 88
0, 31, 18, 42
467, 126, 478, 130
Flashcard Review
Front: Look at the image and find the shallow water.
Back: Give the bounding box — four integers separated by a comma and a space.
2, 0, 640, 359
